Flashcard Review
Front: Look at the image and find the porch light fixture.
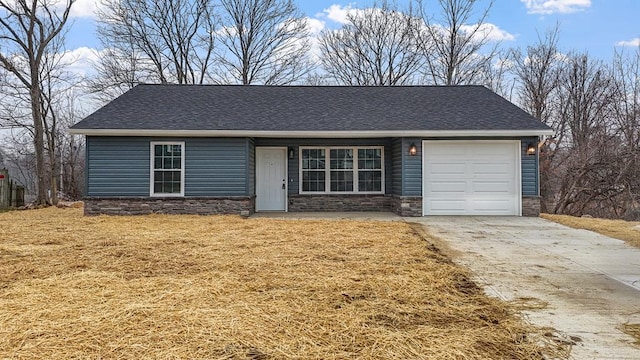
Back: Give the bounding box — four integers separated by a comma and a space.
408, 143, 418, 156
526, 142, 536, 156
288, 147, 295, 159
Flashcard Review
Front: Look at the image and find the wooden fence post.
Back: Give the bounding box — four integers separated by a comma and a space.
0, 169, 9, 209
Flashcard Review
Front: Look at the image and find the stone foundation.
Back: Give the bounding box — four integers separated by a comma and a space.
84, 195, 538, 217
84, 197, 255, 216
391, 196, 423, 217
522, 196, 541, 216
288, 194, 393, 212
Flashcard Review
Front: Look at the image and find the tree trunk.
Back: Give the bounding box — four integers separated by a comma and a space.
30, 83, 48, 205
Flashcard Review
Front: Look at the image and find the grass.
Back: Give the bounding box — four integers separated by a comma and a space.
540, 214, 640, 248
0, 207, 566, 359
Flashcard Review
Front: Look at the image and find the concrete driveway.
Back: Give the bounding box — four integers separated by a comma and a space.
410, 216, 640, 359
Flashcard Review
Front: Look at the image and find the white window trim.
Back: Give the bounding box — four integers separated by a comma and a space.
150, 141, 186, 197
299, 146, 385, 195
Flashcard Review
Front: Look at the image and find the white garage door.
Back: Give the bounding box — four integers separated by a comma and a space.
423, 141, 521, 216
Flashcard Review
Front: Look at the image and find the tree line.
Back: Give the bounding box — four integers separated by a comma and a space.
1, 0, 639, 219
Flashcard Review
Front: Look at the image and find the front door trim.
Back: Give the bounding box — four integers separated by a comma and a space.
255, 147, 288, 212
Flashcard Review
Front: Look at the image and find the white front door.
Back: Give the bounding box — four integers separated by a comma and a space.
256, 147, 287, 211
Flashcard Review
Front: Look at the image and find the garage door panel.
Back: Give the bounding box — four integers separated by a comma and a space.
429, 181, 467, 193
423, 141, 520, 216
472, 163, 512, 176
472, 145, 508, 156
429, 200, 467, 211
472, 181, 512, 193
428, 162, 466, 176
471, 199, 516, 212
426, 146, 466, 156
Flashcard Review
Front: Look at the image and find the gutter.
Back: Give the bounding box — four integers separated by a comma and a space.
68, 129, 555, 138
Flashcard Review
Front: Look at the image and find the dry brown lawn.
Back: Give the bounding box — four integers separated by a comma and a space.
541, 214, 640, 248
622, 324, 640, 346
0, 208, 565, 359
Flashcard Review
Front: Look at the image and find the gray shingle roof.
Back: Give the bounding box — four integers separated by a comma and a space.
70, 85, 552, 133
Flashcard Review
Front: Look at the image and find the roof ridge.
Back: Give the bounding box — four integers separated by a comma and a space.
133, 84, 486, 89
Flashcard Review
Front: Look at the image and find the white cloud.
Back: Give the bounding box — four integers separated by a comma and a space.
616, 38, 640, 47
52, 0, 101, 18
59, 47, 102, 76
521, 0, 591, 14
69, 0, 101, 18
460, 23, 516, 42
320, 4, 371, 25
307, 17, 326, 35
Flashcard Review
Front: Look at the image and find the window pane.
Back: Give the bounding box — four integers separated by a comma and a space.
330, 171, 353, 192
302, 149, 325, 170
358, 148, 382, 169
302, 170, 325, 192
358, 171, 382, 192
330, 149, 353, 169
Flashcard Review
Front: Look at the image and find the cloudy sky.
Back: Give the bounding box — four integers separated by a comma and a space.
48, 0, 640, 77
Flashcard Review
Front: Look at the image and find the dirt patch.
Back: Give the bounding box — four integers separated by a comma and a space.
541, 214, 640, 248
0, 207, 567, 359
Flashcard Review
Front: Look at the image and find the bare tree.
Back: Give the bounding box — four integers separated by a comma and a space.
0, 0, 74, 205
88, 46, 158, 103
480, 51, 514, 99
553, 53, 616, 215
611, 45, 640, 219
416, 0, 498, 85
511, 26, 562, 125
95, 0, 216, 96
510, 26, 563, 212
319, 0, 424, 86
215, 0, 311, 85
48, 88, 85, 200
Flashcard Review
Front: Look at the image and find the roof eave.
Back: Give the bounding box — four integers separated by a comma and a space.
68, 129, 555, 137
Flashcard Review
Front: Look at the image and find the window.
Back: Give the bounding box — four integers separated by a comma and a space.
300, 147, 383, 194
150, 142, 184, 196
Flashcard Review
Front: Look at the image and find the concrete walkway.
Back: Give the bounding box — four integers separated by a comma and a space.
250, 211, 404, 221
410, 216, 640, 360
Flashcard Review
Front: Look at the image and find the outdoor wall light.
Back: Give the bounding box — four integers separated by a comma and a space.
526, 143, 536, 156
408, 143, 418, 156
288, 147, 295, 159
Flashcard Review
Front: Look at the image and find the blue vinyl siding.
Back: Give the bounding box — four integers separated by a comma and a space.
391, 138, 403, 196
521, 137, 539, 196
86, 136, 539, 199
87, 137, 150, 196
185, 138, 247, 196
401, 138, 423, 196
247, 138, 255, 196
87, 137, 249, 197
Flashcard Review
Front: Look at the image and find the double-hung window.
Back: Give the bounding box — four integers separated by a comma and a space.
300, 147, 383, 194
150, 142, 185, 196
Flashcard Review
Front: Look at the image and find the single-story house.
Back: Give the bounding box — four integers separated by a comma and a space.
69, 85, 553, 217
